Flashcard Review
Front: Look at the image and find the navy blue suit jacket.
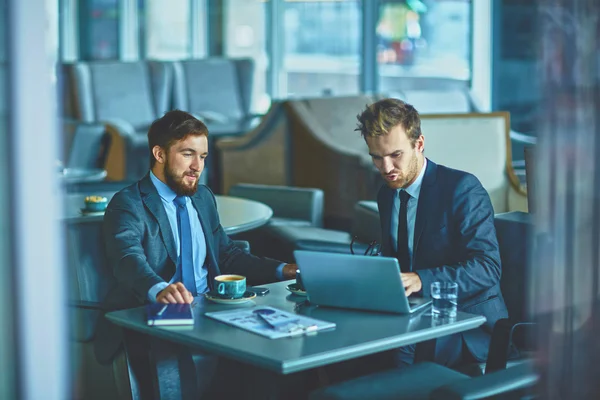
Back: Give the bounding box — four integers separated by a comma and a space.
95, 174, 282, 364
377, 159, 508, 361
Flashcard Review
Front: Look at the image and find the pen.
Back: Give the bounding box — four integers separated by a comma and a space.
156, 305, 168, 316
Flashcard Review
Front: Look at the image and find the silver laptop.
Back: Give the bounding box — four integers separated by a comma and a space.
294, 250, 432, 314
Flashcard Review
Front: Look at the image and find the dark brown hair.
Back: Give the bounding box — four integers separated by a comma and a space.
147, 110, 209, 167
356, 98, 421, 146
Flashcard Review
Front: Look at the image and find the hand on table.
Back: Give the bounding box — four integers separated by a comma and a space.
156, 283, 194, 304
282, 264, 298, 279
401, 272, 422, 297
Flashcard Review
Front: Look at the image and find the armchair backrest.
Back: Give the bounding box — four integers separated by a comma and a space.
285, 95, 381, 229
65, 61, 172, 129
65, 122, 110, 170
228, 183, 324, 227
66, 219, 115, 342
420, 112, 522, 213
173, 58, 254, 121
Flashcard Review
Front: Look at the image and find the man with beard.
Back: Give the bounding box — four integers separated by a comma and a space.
357, 98, 508, 368
96, 110, 296, 397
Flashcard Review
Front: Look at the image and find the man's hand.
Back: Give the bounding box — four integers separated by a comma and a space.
156, 283, 194, 304
282, 264, 298, 280
401, 272, 422, 297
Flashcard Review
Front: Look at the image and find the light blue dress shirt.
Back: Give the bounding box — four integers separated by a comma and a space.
148, 172, 209, 301
390, 158, 427, 265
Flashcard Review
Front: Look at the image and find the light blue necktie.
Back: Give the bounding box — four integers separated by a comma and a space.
174, 196, 197, 296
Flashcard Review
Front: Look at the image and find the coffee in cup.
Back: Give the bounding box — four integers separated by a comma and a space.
214, 275, 246, 299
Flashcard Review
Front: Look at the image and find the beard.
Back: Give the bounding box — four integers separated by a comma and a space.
386, 151, 420, 190
164, 160, 200, 197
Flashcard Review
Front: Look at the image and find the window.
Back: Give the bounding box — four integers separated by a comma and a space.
79, 0, 120, 60
141, 0, 192, 59
283, 0, 361, 97
225, 0, 270, 111
377, 0, 472, 89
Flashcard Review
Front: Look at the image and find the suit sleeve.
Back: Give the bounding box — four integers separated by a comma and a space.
204, 189, 283, 285
416, 175, 501, 300
104, 195, 164, 303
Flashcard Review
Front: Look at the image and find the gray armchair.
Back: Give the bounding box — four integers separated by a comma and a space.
173, 58, 260, 192
63, 61, 172, 180
266, 201, 380, 258
228, 183, 380, 262
284, 95, 384, 230
229, 183, 324, 228
66, 219, 133, 400
173, 58, 259, 137
310, 361, 537, 400
62, 121, 110, 171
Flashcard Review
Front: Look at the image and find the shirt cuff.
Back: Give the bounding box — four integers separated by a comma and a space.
148, 282, 169, 303
275, 263, 286, 281
415, 269, 433, 298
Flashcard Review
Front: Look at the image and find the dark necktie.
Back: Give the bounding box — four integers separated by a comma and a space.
397, 190, 411, 272
174, 196, 197, 296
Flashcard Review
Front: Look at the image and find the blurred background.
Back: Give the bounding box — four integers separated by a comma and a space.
1, 0, 599, 399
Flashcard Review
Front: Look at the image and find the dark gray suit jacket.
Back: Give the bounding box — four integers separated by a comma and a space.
95, 174, 282, 363
377, 159, 508, 361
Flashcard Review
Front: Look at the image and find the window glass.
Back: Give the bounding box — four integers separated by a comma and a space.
377, 0, 472, 89
141, 0, 192, 60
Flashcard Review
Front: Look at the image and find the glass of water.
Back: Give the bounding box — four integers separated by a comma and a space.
431, 281, 458, 318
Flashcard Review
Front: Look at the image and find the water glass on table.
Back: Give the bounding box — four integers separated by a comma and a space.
431, 281, 458, 318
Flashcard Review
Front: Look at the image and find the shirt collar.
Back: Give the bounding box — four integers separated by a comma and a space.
396, 158, 427, 200
150, 171, 177, 203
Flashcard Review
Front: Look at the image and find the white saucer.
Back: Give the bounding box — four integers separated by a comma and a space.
204, 291, 256, 304
286, 283, 307, 297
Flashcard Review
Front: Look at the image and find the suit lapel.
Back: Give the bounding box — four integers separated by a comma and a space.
413, 159, 438, 265
140, 175, 178, 265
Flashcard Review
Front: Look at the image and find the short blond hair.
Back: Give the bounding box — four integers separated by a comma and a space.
356, 98, 421, 146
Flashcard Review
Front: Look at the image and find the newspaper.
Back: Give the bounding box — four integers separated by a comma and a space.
205, 306, 336, 339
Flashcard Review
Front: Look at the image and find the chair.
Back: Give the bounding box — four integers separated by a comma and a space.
228, 184, 325, 261
216, 101, 290, 194
228, 183, 379, 262
62, 121, 111, 171
172, 58, 259, 137
63, 61, 172, 181
172, 58, 261, 192
266, 201, 380, 260
284, 95, 383, 229
66, 219, 133, 400
484, 211, 535, 374
430, 362, 538, 400
309, 361, 538, 400
420, 112, 528, 213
